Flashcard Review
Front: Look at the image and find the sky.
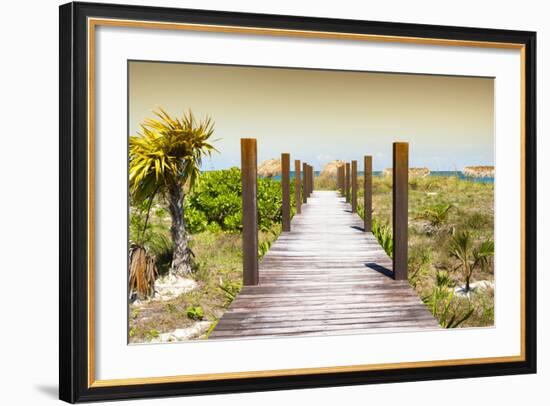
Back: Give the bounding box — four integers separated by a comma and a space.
128, 61, 494, 171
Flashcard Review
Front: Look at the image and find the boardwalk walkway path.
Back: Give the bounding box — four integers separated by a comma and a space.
210, 191, 438, 339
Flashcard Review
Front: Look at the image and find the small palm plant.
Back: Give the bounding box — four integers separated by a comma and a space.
372, 218, 393, 258
422, 271, 474, 328
129, 108, 216, 277
448, 230, 494, 292
420, 203, 454, 228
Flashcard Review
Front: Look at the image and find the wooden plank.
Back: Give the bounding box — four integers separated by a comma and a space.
240, 138, 259, 285
234, 288, 424, 300
281, 153, 291, 232
212, 320, 438, 337
294, 159, 301, 214
222, 298, 425, 310
351, 160, 358, 213
212, 325, 437, 340
215, 315, 439, 331
393, 142, 409, 280
364, 155, 372, 232
219, 307, 434, 321
222, 298, 426, 311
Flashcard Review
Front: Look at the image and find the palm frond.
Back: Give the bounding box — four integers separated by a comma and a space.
129, 108, 217, 203
473, 239, 494, 271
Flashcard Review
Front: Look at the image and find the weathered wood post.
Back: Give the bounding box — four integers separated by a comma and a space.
351, 160, 358, 213
345, 162, 351, 203
302, 162, 308, 204
338, 165, 345, 195
241, 138, 259, 285
281, 153, 291, 232
363, 155, 373, 232
306, 164, 312, 197
393, 142, 409, 280
310, 166, 314, 194
295, 159, 301, 214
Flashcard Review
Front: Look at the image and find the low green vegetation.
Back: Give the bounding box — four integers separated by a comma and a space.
185, 167, 294, 233
129, 108, 216, 279
131, 168, 494, 342
129, 168, 283, 343
186, 305, 204, 321
371, 218, 393, 259
356, 175, 494, 328
129, 226, 281, 342
314, 173, 337, 190
422, 270, 474, 328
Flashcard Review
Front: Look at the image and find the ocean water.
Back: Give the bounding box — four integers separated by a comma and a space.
265, 171, 494, 184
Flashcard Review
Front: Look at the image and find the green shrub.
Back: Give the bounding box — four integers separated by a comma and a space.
185, 168, 242, 231
184, 204, 208, 233
257, 177, 286, 231
185, 168, 287, 233
186, 305, 204, 320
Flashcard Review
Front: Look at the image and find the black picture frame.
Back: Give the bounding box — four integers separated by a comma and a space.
59, 1, 537, 403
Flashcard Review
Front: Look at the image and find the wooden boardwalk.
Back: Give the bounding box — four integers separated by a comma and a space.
210, 191, 438, 339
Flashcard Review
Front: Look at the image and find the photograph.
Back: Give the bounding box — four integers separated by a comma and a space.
56, 2, 536, 401
127, 61, 495, 344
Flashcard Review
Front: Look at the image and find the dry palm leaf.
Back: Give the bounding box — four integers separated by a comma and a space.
129, 245, 158, 301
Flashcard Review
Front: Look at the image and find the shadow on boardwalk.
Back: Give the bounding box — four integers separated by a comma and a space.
210, 191, 438, 339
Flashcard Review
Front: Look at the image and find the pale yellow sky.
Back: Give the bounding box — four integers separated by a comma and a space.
129, 61, 494, 171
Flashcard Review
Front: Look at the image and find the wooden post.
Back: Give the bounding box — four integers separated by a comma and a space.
306, 164, 312, 197
295, 159, 301, 214
364, 155, 372, 232
302, 162, 308, 204
241, 138, 259, 285
336, 165, 341, 191
281, 153, 291, 232
338, 165, 345, 195
345, 162, 351, 203
393, 142, 409, 280
310, 166, 314, 194
351, 160, 358, 213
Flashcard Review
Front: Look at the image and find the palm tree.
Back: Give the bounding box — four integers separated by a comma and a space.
129, 108, 215, 276
448, 230, 494, 292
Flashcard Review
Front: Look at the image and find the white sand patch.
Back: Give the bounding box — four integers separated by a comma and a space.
133, 274, 197, 305
153, 274, 198, 301
454, 280, 494, 297
151, 321, 212, 343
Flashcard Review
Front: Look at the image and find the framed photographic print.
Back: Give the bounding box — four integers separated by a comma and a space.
59, 1, 537, 403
